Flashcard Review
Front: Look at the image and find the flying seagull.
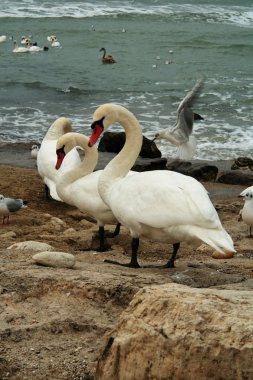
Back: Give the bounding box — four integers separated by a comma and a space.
0, 194, 28, 224
153, 78, 204, 160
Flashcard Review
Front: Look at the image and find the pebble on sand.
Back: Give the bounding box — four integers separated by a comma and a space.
7, 240, 54, 252
32, 251, 76, 268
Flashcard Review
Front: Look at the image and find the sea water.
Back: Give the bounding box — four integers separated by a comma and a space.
0, 0, 252, 160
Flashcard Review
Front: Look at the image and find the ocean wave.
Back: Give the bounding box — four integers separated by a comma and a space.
0, 1, 252, 28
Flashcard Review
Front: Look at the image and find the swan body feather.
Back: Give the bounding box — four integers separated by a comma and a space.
37, 118, 81, 201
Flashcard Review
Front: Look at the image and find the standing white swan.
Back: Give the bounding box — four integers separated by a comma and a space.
88, 104, 235, 268
153, 78, 204, 160
55, 132, 136, 251
37, 117, 81, 201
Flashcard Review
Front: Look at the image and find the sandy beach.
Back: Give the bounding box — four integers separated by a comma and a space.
0, 151, 253, 379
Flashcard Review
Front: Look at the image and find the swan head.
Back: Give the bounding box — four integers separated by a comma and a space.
55, 132, 94, 169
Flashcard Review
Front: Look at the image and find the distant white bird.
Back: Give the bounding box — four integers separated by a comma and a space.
37, 117, 81, 201
25, 41, 49, 52
88, 103, 235, 268
0, 194, 27, 224
47, 35, 61, 47
0, 35, 7, 43
12, 40, 29, 53
31, 144, 40, 159
239, 187, 253, 237
153, 78, 204, 160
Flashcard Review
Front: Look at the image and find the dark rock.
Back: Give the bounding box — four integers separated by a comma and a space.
132, 157, 167, 172
218, 170, 253, 186
231, 156, 253, 170
98, 132, 162, 159
166, 160, 218, 182
96, 152, 167, 172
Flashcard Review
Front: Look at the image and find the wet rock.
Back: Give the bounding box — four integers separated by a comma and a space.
218, 170, 253, 186
166, 159, 218, 181
32, 251, 76, 268
7, 241, 54, 252
98, 131, 162, 159
231, 156, 253, 171
96, 284, 253, 380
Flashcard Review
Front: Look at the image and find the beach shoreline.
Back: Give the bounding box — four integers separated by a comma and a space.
0, 162, 252, 379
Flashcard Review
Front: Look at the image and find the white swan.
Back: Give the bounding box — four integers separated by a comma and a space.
12, 40, 29, 53
238, 187, 253, 237
88, 103, 235, 268
26, 40, 48, 52
0, 35, 7, 43
55, 132, 136, 251
47, 35, 61, 47
37, 117, 81, 201
153, 78, 204, 160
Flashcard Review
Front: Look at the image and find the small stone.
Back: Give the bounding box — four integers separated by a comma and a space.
32, 251, 76, 268
7, 241, 54, 252
0, 231, 17, 238
211, 251, 234, 259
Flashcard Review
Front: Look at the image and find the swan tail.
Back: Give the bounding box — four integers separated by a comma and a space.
176, 135, 197, 160
191, 225, 235, 253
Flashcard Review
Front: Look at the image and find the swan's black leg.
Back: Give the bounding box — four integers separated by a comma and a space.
104, 223, 121, 238
143, 242, 180, 269
80, 226, 111, 252
163, 242, 180, 268
45, 184, 51, 200
104, 237, 141, 268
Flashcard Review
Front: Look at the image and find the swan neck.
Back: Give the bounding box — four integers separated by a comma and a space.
99, 112, 142, 204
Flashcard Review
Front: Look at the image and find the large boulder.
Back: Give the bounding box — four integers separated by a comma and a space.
166, 160, 218, 182
98, 132, 162, 159
218, 170, 253, 186
95, 284, 253, 380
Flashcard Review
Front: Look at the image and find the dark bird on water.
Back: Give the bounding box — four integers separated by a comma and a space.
99, 47, 116, 64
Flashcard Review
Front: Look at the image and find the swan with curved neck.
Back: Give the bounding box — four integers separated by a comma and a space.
55, 132, 127, 251
88, 103, 235, 268
37, 117, 81, 201
99, 47, 116, 64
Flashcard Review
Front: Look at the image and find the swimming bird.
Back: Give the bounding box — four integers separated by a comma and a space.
55, 132, 134, 251
0, 194, 27, 224
0, 35, 7, 43
88, 103, 235, 268
99, 48, 116, 64
12, 40, 29, 53
31, 144, 40, 160
153, 78, 204, 160
47, 35, 61, 47
37, 117, 81, 201
25, 40, 48, 52
238, 187, 253, 237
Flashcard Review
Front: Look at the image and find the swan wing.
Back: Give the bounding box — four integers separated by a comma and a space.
110, 171, 219, 229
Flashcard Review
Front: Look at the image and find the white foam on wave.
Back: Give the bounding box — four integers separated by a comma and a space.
1, 1, 252, 28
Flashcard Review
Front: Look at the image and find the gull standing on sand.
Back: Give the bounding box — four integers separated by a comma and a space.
31, 144, 40, 160
238, 187, 253, 237
153, 78, 204, 160
0, 194, 27, 224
